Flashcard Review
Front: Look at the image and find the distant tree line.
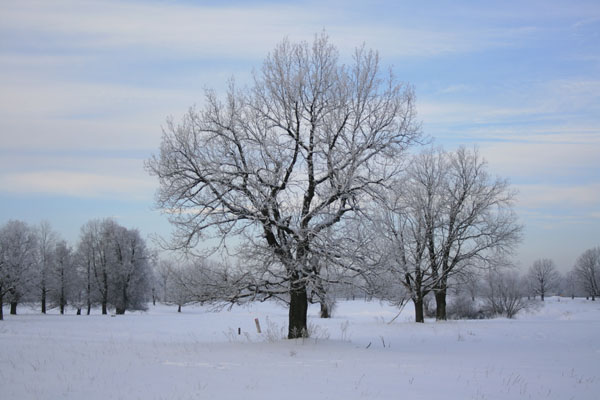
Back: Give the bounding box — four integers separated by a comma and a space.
0, 218, 152, 319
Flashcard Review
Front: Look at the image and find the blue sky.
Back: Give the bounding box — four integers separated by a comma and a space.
1, 0, 598, 272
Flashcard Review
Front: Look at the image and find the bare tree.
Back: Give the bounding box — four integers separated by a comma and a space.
562, 269, 578, 299
77, 221, 103, 315
368, 147, 521, 321
428, 147, 521, 320
367, 172, 439, 322
483, 269, 529, 318
0, 220, 38, 319
110, 226, 151, 314
48, 240, 76, 314
147, 34, 420, 338
573, 247, 599, 301
35, 221, 58, 314
78, 219, 111, 314
527, 258, 560, 301
153, 258, 174, 303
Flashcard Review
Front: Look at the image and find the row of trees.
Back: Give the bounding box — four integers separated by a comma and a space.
0, 219, 152, 320
147, 34, 600, 334
146, 34, 526, 336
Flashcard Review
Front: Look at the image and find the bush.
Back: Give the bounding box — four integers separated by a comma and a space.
446, 294, 490, 320
482, 270, 530, 318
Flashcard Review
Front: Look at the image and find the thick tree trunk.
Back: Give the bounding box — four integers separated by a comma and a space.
435, 290, 447, 321
76, 308, 81, 315
10, 302, 17, 315
87, 303, 91, 315
102, 301, 107, 315
177, 304, 181, 313
288, 284, 308, 339
0, 292, 3, 320
117, 285, 128, 315
414, 297, 424, 323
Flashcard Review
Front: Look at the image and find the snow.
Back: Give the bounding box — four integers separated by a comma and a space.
1, 297, 599, 399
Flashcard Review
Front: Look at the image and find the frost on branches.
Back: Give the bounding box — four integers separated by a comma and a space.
147, 34, 420, 338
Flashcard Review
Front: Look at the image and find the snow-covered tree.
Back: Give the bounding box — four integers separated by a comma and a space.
77, 219, 152, 314
527, 258, 560, 301
78, 219, 112, 314
367, 147, 521, 321
0, 220, 38, 319
153, 258, 174, 303
35, 221, 59, 314
483, 269, 528, 318
561, 269, 578, 299
109, 226, 151, 314
573, 246, 599, 301
427, 147, 521, 320
48, 240, 77, 314
146, 34, 420, 338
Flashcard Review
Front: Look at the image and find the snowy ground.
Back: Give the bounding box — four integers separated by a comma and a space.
1, 297, 599, 400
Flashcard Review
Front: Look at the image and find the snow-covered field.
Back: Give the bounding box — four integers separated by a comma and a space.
1, 297, 599, 400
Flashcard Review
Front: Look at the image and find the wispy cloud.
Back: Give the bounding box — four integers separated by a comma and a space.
0, 170, 154, 200
514, 183, 600, 209
0, 0, 552, 61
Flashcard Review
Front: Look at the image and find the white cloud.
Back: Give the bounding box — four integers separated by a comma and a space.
0, 79, 197, 151
0, 0, 548, 61
478, 140, 600, 180
514, 183, 600, 209
0, 170, 155, 200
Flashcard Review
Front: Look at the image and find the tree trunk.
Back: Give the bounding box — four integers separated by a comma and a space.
60, 285, 65, 315
288, 284, 308, 339
41, 285, 47, 314
77, 308, 81, 315
10, 302, 17, 315
86, 264, 92, 315
414, 296, 424, 323
435, 290, 447, 321
319, 301, 331, 318
102, 272, 108, 315
115, 307, 125, 315
0, 292, 3, 320
177, 304, 181, 313
118, 285, 128, 315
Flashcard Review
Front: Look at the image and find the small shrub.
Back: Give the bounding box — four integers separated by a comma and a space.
483, 270, 531, 318
446, 294, 490, 320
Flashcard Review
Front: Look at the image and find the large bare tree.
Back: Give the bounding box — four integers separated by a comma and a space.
429, 147, 522, 319
147, 34, 420, 338
368, 147, 521, 321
